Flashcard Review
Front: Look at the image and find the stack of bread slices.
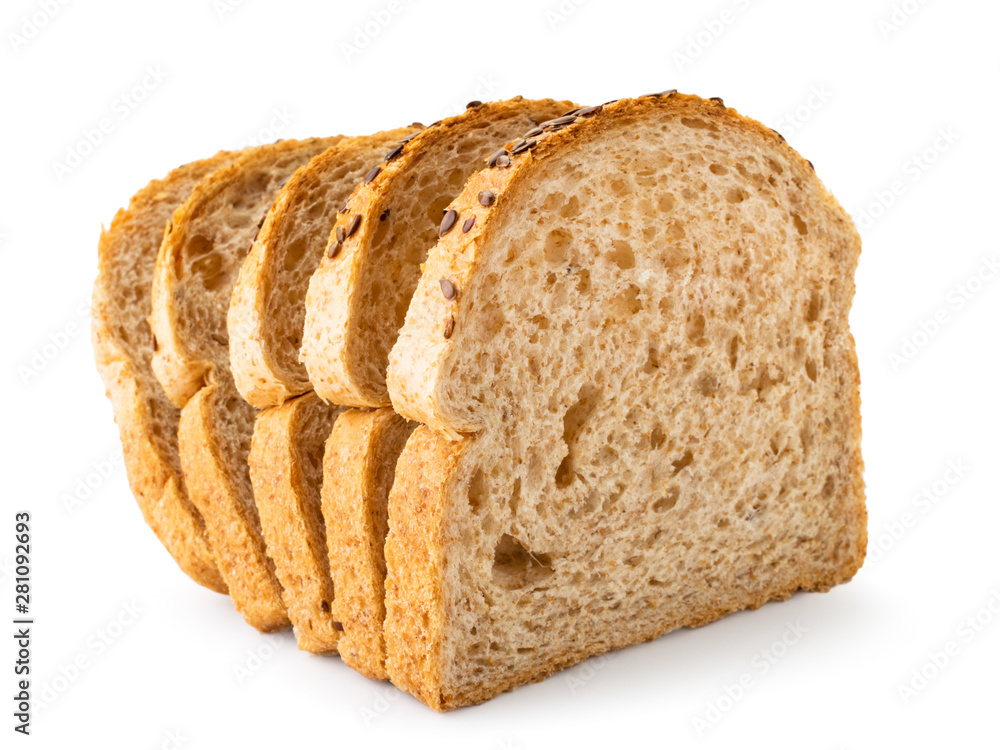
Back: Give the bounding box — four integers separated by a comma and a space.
92, 92, 867, 711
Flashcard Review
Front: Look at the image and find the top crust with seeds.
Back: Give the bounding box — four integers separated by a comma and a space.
227, 127, 421, 409
301, 97, 575, 408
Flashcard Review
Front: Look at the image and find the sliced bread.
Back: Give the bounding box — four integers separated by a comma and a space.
228, 126, 423, 409
321, 408, 415, 679
294, 100, 573, 670
151, 137, 343, 631
301, 98, 575, 408
230, 128, 420, 652
92, 151, 241, 593
383, 94, 867, 709
248, 392, 343, 652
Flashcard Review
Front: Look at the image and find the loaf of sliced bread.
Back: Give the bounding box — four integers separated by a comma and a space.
248, 392, 343, 652
302, 98, 575, 408
321, 408, 415, 679
228, 126, 422, 409
384, 94, 866, 709
92, 152, 241, 594
151, 137, 343, 631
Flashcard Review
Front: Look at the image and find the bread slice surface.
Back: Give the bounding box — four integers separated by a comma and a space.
384, 94, 866, 709
321, 408, 415, 679
249, 393, 344, 651
151, 137, 342, 630
229, 127, 422, 409
92, 152, 241, 593
302, 98, 575, 408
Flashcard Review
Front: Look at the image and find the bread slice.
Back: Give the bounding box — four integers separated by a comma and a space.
151, 137, 343, 631
177, 371, 286, 626
248, 393, 344, 652
383, 94, 867, 709
228, 126, 423, 409
321, 408, 415, 679
92, 151, 242, 594
302, 97, 575, 408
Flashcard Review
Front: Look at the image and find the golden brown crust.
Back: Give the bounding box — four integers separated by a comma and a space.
383, 93, 867, 709
178, 381, 289, 631
322, 408, 414, 679
229, 127, 422, 409
841, 332, 868, 580
250, 394, 342, 652
90, 352, 226, 592
92, 154, 239, 593
383, 426, 466, 709
321, 410, 382, 677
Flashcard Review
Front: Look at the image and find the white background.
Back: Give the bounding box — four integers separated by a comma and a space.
1, 0, 998, 747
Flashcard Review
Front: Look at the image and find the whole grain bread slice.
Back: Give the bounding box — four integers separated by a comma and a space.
383, 94, 867, 709
92, 151, 242, 593
150, 137, 343, 630
321, 408, 415, 679
302, 98, 575, 408
248, 392, 344, 651
228, 126, 423, 409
